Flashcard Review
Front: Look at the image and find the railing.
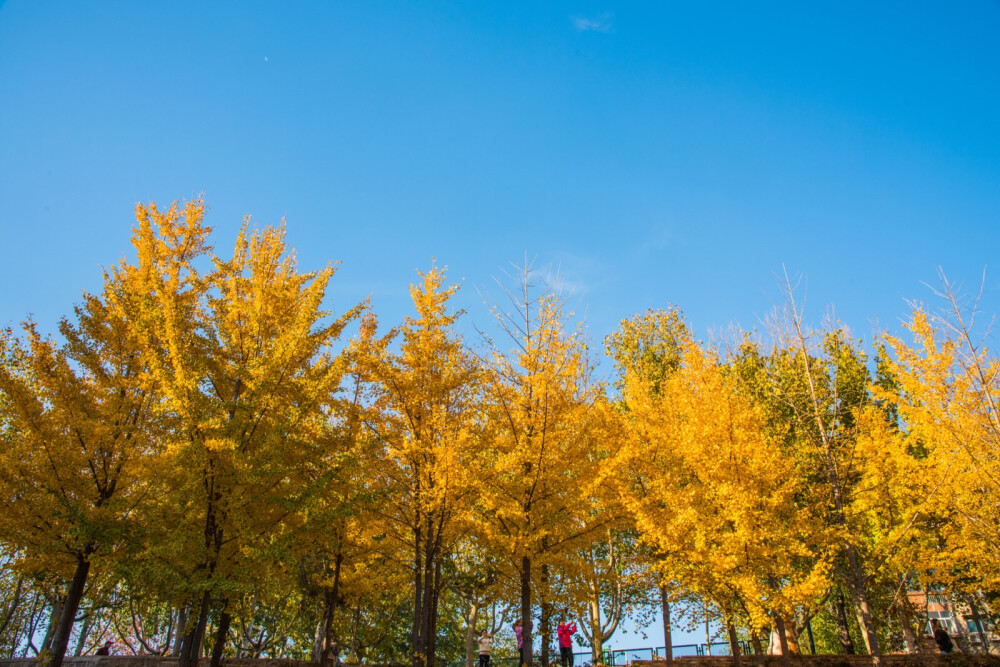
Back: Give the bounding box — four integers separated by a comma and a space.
454, 642, 755, 667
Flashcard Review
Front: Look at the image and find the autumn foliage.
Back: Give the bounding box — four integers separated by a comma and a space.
1, 201, 998, 667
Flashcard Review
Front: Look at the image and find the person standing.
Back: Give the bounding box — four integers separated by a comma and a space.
931, 619, 954, 654
556, 620, 577, 667
477, 629, 493, 667
514, 619, 528, 665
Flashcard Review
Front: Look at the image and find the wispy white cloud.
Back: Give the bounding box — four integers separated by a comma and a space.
572, 13, 613, 33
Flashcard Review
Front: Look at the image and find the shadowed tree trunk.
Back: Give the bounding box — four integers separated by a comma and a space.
967, 595, 991, 655
830, 589, 855, 655
45, 555, 91, 667
659, 585, 673, 665
725, 622, 742, 667
320, 552, 343, 666
210, 603, 232, 667
521, 556, 532, 667
749, 630, 765, 667
774, 617, 791, 667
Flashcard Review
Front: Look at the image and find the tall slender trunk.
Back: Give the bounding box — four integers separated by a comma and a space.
749, 630, 765, 667
786, 289, 881, 666
774, 617, 791, 667
45, 555, 91, 667
846, 570, 879, 657
830, 589, 855, 654
412, 526, 424, 667
947, 596, 970, 653
521, 555, 532, 667
417, 532, 438, 667
0, 576, 25, 642
704, 604, 711, 656
588, 598, 603, 666
465, 601, 479, 667
428, 558, 442, 667
313, 620, 325, 663
321, 552, 343, 666
210, 603, 232, 667
540, 561, 551, 667
725, 622, 742, 667
895, 582, 920, 654
180, 590, 212, 667
173, 606, 189, 657
784, 617, 800, 654
40, 597, 64, 654
74, 611, 94, 656
967, 595, 991, 655
658, 586, 673, 665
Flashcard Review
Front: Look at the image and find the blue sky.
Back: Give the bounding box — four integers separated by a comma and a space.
2, 1, 998, 351
2, 0, 999, 650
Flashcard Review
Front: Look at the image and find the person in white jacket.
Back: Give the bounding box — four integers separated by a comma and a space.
477, 629, 494, 667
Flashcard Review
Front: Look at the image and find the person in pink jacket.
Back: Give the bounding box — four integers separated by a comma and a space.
556, 619, 577, 667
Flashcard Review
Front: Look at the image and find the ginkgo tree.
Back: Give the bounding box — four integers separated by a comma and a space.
877, 279, 1000, 648
353, 266, 484, 667
478, 265, 610, 667
610, 309, 834, 667
111, 199, 361, 667
8, 194, 1000, 664
0, 268, 161, 667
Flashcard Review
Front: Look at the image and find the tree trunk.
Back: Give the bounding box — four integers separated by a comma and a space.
40, 597, 64, 654
845, 568, 880, 659
967, 595, 991, 655
74, 611, 94, 656
412, 526, 424, 667
313, 619, 325, 663
521, 555, 532, 667
725, 622, 742, 667
540, 561, 551, 667
428, 559, 442, 667
465, 601, 480, 667
588, 598, 603, 666
658, 586, 673, 665
0, 576, 25, 644
895, 585, 920, 654
785, 285, 881, 666
783, 618, 800, 654
947, 596, 970, 653
210, 604, 232, 667
703, 604, 711, 656
749, 630, 765, 667
831, 588, 855, 654
173, 606, 188, 657
321, 552, 343, 666
45, 556, 91, 667
774, 617, 791, 667
180, 590, 212, 667
418, 541, 437, 667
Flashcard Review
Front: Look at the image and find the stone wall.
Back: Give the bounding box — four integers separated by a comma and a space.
632, 655, 1000, 667
4, 657, 998, 667
0, 658, 313, 667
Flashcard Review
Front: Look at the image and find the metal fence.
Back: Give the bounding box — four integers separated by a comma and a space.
453, 642, 754, 667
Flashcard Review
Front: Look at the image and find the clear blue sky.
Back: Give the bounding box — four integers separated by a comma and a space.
2, 1, 998, 349
3, 0, 998, 650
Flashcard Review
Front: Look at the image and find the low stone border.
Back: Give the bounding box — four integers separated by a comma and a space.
632, 655, 1000, 667
0, 659, 313, 667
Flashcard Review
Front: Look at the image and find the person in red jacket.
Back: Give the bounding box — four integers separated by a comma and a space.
556, 619, 577, 667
